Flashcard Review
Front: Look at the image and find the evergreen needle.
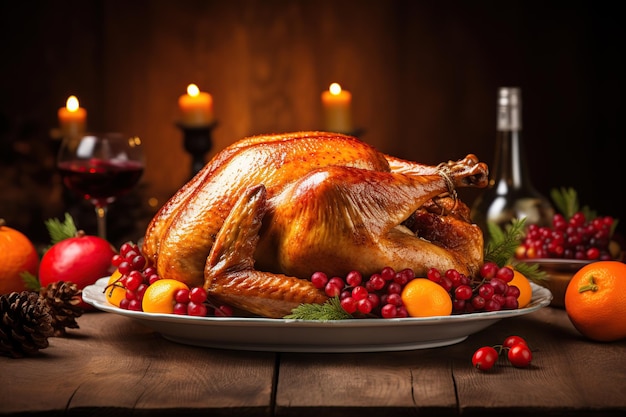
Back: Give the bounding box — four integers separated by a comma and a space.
284, 297, 352, 321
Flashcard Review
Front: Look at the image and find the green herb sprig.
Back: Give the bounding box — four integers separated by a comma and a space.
285, 297, 352, 321
484, 217, 547, 282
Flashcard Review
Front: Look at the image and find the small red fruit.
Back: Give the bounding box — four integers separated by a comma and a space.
472, 346, 499, 371
39, 230, 116, 308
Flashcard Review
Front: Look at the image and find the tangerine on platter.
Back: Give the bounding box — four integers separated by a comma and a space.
564, 261, 626, 342
509, 268, 533, 308
142, 279, 189, 314
401, 278, 452, 317
105, 270, 126, 307
0, 219, 40, 294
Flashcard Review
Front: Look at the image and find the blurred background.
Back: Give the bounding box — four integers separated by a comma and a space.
1, 0, 624, 248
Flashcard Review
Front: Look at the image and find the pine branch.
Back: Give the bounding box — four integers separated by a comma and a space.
484, 218, 527, 267
284, 297, 352, 320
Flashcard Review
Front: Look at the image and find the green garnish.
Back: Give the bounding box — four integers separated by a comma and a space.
550, 187, 596, 220
44, 212, 77, 245
285, 297, 352, 321
484, 218, 527, 267
21, 271, 42, 291
484, 217, 547, 282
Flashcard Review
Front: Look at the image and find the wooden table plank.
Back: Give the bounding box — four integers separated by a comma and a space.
276, 349, 458, 417
275, 308, 626, 417
2, 306, 625, 416
453, 308, 626, 416
0, 312, 276, 416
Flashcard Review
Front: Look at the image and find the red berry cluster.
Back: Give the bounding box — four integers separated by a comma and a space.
172, 286, 234, 317
309, 267, 415, 318
110, 242, 154, 311
427, 262, 520, 314
516, 212, 615, 261
472, 335, 532, 371
109, 241, 234, 317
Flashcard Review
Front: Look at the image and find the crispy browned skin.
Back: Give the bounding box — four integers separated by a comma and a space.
142, 131, 489, 318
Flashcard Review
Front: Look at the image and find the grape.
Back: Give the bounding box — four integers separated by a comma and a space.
340, 297, 357, 314
189, 287, 208, 304
472, 346, 498, 371
351, 286, 368, 301
516, 212, 615, 260
345, 270, 362, 287
380, 303, 397, 318
508, 344, 532, 368
187, 302, 208, 317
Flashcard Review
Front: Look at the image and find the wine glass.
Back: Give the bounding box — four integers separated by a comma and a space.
57, 132, 145, 240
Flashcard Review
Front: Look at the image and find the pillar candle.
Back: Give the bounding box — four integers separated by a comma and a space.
321, 83, 352, 133
178, 84, 214, 126
57, 95, 87, 139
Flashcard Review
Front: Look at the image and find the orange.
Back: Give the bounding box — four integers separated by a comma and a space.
105, 269, 126, 307
509, 268, 533, 308
401, 278, 452, 317
0, 219, 40, 294
564, 261, 626, 342
142, 279, 189, 314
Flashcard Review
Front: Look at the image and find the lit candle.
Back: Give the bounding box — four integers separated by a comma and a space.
178, 84, 214, 127
321, 83, 352, 133
57, 95, 87, 139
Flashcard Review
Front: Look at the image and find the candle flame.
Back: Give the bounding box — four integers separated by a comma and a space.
66, 95, 80, 112
187, 84, 200, 97
329, 83, 342, 95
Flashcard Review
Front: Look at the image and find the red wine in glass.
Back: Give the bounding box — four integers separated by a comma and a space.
58, 159, 144, 207
57, 132, 145, 240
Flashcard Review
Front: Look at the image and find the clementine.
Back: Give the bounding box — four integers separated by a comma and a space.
105, 269, 126, 307
401, 278, 452, 317
509, 268, 533, 308
564, 261, 626, 342
142, 279, 189, 314
0, 219, 40, 294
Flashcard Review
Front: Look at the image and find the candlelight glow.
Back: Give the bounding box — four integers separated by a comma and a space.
66, 95, 80, 112
187, 84, 200, 97
329, 83, 342, 95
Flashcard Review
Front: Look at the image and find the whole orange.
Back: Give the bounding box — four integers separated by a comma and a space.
564, 261, 626, 342
142, 279, 189, 314
401, 278, 452, 317
0, 219, 40, 294
509, 268, 533, 308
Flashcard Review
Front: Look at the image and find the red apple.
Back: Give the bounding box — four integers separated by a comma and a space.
39, 231, 117, 309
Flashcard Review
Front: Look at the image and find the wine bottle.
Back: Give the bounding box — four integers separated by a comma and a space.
471, 87, 554, 234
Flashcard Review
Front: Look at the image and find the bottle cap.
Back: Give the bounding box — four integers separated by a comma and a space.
497, 87, 522, 131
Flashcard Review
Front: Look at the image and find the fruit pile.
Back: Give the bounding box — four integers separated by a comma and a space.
105, 242, 234, 317
306, 262, 530, 319
515, 212, 616, 261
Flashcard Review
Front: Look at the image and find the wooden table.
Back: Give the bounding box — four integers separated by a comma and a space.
1, 306, 625, 416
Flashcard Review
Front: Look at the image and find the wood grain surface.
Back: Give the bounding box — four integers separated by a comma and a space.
2, 307, 625, 416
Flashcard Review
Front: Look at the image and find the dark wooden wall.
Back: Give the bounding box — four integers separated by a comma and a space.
1, 0, 624, 246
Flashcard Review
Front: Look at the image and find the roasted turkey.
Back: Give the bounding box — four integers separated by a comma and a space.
142, 131, 489, 318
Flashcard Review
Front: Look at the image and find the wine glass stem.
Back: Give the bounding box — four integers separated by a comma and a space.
95, 205, 108, 240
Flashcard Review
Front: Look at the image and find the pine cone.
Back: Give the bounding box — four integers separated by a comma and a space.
0, 291, 54, 358
39, 281, 84, 336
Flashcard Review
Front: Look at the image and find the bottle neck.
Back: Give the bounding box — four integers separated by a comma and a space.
492, 129, 534, 190
491, 87, 535, 192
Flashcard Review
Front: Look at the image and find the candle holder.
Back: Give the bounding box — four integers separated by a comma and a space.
176, 121, 218, 179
